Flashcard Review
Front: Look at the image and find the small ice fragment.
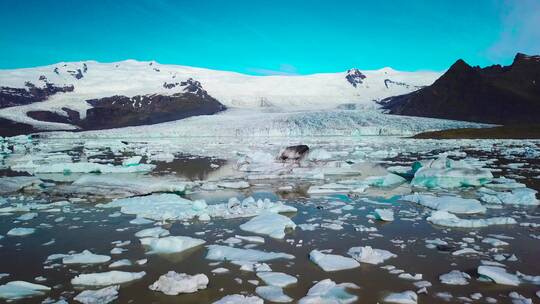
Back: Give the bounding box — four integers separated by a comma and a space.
74, 285, 119, 304
309, 250, 360, 272
148, 271, 208, 295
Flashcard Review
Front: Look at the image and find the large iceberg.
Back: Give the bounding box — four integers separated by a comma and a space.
101, 194, 296, 222
427, 211, 517, 228
298, 279, 359, 304
0, 281, 50, 300
71, 271, 146, 286
206, 245, 294, 262
402, 193, 486, 214
74, 285, 119, 304
347, 246, 396, 265
213, 294, 264, 304
240, 213, 296, 239
140, 236, 205, 254
309, 250, 360, 272
477, 266, 520, 286
411, 155, 492, 189
148, 271, 208, 295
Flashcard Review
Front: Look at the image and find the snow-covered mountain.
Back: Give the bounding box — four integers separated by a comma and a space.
0, 60, 450, 136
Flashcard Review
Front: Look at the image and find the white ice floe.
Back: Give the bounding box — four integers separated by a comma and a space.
122, 156, 142, 166
256, 286, 293, 303
439, 270, 471, 285
477, 266, 520, 286
140, 236, 205, 254
206, 245, 294, 262
61, 250, 111, 265
235, 235, 265, 244
32, 162, 155, 174
240, 213, 296, 239
509, 291, 532, 304
383, 290, 418, 304
71, 271, 146, 286
0, 281, 50, 300
411, 155, 492, 189
109, 259, 132, 268
298, 279, 359, 304
16, 212, 38, 221
374, 209, 394, 221
427, 210, 517, 228
148, 271, 208, 295
256, 272, 297, 287
482, 237, 509, 247
481, 187, 539, 206
135, 227, 170, 238
213, 294, 263, 304
309, 250, 360, 272
69, 174, 188, 197
74, 285, 119, 304
402, 193, 486, 214
102, 194, 295, 222
347, 246, 396, 265
6, 227, 35, 236
365, 173, 406, 188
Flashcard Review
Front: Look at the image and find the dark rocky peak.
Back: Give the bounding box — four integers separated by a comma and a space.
83, 63, 88, 73
39, 75, 47, 82
513, 52, 540, 64
180, 78, 208, 97
345, 68, 367, 87
163, 82, 179, 89
67, 69, 84, 80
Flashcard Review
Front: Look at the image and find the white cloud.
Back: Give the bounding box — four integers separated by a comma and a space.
488, 0, 540, 59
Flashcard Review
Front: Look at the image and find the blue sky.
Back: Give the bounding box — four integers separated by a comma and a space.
1, 0, 538, 74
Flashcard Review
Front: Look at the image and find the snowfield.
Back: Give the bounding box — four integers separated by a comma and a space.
0, 60, 489, 135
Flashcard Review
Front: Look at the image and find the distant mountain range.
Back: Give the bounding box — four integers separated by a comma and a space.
0, 61, 437, 136
380, 53, 540, 124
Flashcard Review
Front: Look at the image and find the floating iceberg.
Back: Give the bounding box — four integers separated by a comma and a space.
240, 213, 296, 239
383, 290, 417, 304
365, 174, 406, 188
148, 271, 208, 295
0, 281, 50, 300
477, 266, 520, 286
427, 211, 517, 228
374, 209, 395, 221
255, 286, 293, 303
411, 155, 492, 189
74, 285, 119, 304
213, 294, 263, 304
7, 227, 35, 236
140, 236, 205, 254
61, 250, 111, 265
309, 250, 360, 272
71, 271, 146, 286
347, 246, 396, 265
69, 174, 188, 197
402, 194, 486, 214
439, 270, 471, 285
102, 194, 296, 222
256, 272, 297, 287
206, 245, 294, 262
33, 162, 155, 174
298, 279, 359, 304
135, 227, 170, 238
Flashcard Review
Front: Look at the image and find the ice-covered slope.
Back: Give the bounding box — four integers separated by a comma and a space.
1, 60, 480, 137
0, 60, 440, 130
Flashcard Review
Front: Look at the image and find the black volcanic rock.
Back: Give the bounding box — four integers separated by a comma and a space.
0, 82, 74, 109
80, 92, 225, 130
380, 53, 540, 124
0, 78, 226, 136
345, 69, 366, 87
